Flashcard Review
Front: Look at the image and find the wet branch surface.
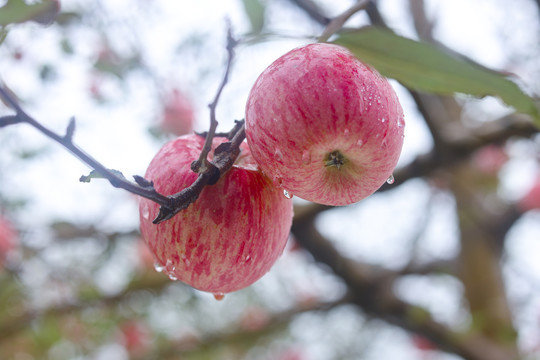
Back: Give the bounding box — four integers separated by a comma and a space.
0, 27, 245, 225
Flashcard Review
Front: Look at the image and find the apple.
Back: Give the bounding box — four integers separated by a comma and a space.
518, 176, 540, 212
239, 306, 270, 331
0, 214, 17, 267
139, 134, 293, 294
245, 43, 405, 205
411, 334, 437, 352
471, 145, 508, 175
160, 88, 195, 136
117, 320, 152, 355
135, 237, 156, 271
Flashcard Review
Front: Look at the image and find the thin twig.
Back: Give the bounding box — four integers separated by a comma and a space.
191, 24, 237, 175
152, 25, 243, 224
0, 25, 245, 224
0, 86, 171, 208
318, 0, 370, 42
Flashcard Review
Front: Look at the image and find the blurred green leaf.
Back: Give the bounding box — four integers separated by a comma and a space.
79, 169, 125, 183
0, 0, 59, 26
60, 37, 74, 55
0, 27, 8, 45
241, 0, 265, 34
333, 26, 540, 125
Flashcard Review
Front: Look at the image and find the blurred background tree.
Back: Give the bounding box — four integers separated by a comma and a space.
1, 0, 540, 359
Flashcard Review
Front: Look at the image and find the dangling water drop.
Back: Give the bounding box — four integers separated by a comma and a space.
386, 174, 395, 184
213, 293, 225, 301
283, 189, 292, 199
153, 261, 165, 273
168, 273, 178, 281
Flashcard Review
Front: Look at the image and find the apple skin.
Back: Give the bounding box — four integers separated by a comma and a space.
160, 88, 195, 136
139, 134, 293, 294
245, 43, 405, 205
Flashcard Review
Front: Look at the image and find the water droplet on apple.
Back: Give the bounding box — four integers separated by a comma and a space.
141, 204, 150, 220
283, 189, 293, 199
244, 255, 251, 262
386, 174, 395, 184
343, 128, 350, 137
301, 150, 311, 164
163, 259, 177, 280
181, 254, 191, 267
272, 175, 283, 188
381, 117, 386, 123
213, 293, 225, 301
165, 259, 174, 272
398, 117, 405, 128
356, 139, 364, 147
274, 148, 283, 162
154, 261, 165, 273
168, 273, 178, 281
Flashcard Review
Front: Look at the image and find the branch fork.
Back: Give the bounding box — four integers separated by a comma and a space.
0, 25, 244, 224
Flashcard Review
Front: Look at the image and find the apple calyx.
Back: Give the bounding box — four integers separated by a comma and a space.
325, 150, 347, 170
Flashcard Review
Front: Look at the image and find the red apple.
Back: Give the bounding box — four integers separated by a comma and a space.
471, 145, 508, 175
160, 88, 195, 136
518, 176, 540, 212
411, 334, 437, 352
239, 306, 270, 331
0, 215, 17, 267
139, 134, 293, 294
117, 320, 152, 355
245, 43, 405, 205
135, 237, 155, 271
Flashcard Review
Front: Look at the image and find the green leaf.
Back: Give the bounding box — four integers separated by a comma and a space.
241, 0, 265, 34
80, 169, 125, 183
0, 0, 58, 26
333, 26, 540, 125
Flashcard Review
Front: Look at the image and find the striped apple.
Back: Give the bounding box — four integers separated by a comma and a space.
139, 134, 293, 294
245, 43, 405, 205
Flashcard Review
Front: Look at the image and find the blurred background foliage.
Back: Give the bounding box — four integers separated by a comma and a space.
1, 0, 540, 359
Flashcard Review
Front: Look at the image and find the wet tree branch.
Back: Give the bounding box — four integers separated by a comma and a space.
288, 0, 331, 26
0, 26, 245, 224
0, 85, 172, 207
291, 214, 519, 360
